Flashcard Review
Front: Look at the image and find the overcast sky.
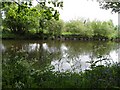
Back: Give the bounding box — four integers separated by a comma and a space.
33, 0, 118, 25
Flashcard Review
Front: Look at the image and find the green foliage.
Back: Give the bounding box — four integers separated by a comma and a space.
64, 20, 85, 35
2, 2, 40, 34
82, 63, 120, 88
91, 20, 117, 39
2, 0, 63, 35
98, 1, 120, 13
63, 19, 117, 39
1, 1, 118, 40
1, 1, 119, 40
2, 48, 120, 88
46, 19, 64, 37
83, 21, 94, 38
2, 18, 118, 40
2, 50, 33, 88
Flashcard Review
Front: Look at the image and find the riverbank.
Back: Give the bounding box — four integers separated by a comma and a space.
1, 33, 120, 42
1, 19, 119, 42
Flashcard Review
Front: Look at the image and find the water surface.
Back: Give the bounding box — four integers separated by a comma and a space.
2, 40, 120, 72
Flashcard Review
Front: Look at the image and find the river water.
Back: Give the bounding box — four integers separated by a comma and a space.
1, 40, 120, 72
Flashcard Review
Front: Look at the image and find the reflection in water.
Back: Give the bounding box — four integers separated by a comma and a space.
43, 43, 48, 50
51, 55, 90, 73
61, 44, 68, 58
2, 40, 120, 72
0, 44, 6, 52
43, 43, 60, 53
26, 44, 40, 52
110, 51, 118, 61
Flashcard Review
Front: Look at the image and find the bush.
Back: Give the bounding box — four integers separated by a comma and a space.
64, 20, 85, 35
2, 49, 120, 88
2, 18, 118, 40
91, 20, 117, 39
46, 19, 64, 37
63, 19, 117, 39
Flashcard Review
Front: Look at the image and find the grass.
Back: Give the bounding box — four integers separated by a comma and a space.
62, 32, 73, 35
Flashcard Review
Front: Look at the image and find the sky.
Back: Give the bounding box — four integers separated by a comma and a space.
33, 0, 118, 25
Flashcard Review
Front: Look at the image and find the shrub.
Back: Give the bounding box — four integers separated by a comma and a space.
2, 49, 120, 88
46, 19, 64, 37
64, 20, 85, 35
63, 19, 117, 39
91, 20, 117, 39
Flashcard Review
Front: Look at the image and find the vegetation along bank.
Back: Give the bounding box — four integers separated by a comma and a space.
1, 2, 119, 41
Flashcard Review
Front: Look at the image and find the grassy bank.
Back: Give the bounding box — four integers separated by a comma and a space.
2, 50, 120, 88
1, 19, 119, 41
2, 32, 120, 42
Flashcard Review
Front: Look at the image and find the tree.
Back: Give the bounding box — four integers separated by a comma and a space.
2, 2, 40, 34
46, 19, 64, 37
34, 0, 63, 34
2, 0, 63, 34
97, 0, 119, 39
98, 0, 120, 13
91, 20, 116, 39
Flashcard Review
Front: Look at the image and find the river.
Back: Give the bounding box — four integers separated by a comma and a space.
1, 40, 120, 73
